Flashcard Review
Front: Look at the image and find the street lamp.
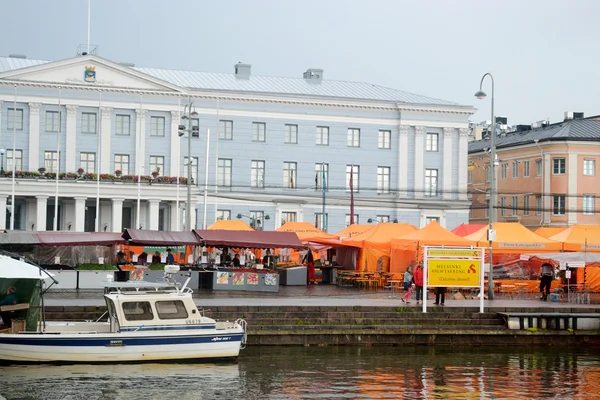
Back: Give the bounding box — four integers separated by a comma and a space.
0, 148, 5, 174
475, 72, 496, 300
178, 98, 199, 231
236, 213, 270, 230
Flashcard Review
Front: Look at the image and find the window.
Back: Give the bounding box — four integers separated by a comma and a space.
377, 215, 390, 223
82, 112, 97, 134
150, 116, 165, 137
485, 200, 489, 218
80, 152, 95, 174
378, 130, 391, 149
150, 156, 164, 176
345, 214, 359, 226
425, 169, 438, 197
553, 195, 566, 215
512, 195, 518, 215
524, 195, 530, 216
281, 212, 296, 224
316, 126, 329, 145
7, 108, 23, 130
219, 120, 233, 140
284, 124, 298, 144
45, 110, 59, 132
501, 197, 506, 217
115, 114, 130, 135
583, 159, 596, 176
512, 161, 518, 178
155, 300, 188, 319
283, 162, 297, 189
523, 160, 530, 177
251, 160, 265, 188
347, 128, 360, 147
115, 154, 130, 175
377, 166, 390, 194
583, 195, 595, 215
425, 217, 440, 225
501, 163, 508, 179
44, 151, 59, 173
315, 163, 328, 190
536, 159, 542, 176
249, 211, 265, 230
315, 213, 328, 230
217, 159, 232, 187
426, 133, 438, 152
468, 170, 472, 184
536, 195, 542, 215
553, 158, 566, 174
346, 165, 359, 192
252, 122, 266, 142
216, 210, 231, 220
122, 301, 154, 321
6, 150, 22, 171
183, 157, 198, 184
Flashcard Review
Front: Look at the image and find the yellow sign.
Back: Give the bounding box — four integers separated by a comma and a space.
427, 248, 482, 258
428, 259, 481, 287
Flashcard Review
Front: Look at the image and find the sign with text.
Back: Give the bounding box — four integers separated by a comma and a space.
427, 259, 481, 287
427, 248, 482, 258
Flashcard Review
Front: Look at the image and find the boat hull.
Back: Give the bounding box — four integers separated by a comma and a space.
0, 330, 244, 363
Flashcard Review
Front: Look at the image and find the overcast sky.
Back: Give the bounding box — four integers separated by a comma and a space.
1, 0, 598, 124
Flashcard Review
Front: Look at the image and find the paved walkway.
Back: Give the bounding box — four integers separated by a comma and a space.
44, 285, 600, 310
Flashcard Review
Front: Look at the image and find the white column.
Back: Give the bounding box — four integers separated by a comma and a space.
100, 107, 112, 174
148, 199, 160, 230
65, 105, 78, 172
75, 197, 87, 232
170, 201, 180, 231
135, 109, 147, 175
0, 195, 7, 230
111, 198, 124, 233
26, 198, 36, 231
458, 128, 469, 201
543, 154, 551, 224
190, 203, 198, 230
398, 125, 409, 198
28, 103, 41, 171
170, 110, 181, 176
36, 195, 48, 231
568, 153, 578, 224
414, 126, 425, 199
442, 127, 454, 200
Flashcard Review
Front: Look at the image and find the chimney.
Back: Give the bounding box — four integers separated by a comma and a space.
234, 62, 251, 79
303, 68, 323, 84
564, 111, 584, 121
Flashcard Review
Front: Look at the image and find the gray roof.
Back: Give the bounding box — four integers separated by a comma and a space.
469, 118, 600, 153
0, 56, 458, 106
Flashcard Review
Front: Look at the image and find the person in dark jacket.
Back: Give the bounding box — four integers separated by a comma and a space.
434, 287, 446, 305
262, 249, 274, 269
232, 253, 241, 267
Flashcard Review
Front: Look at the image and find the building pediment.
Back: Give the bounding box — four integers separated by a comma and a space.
0, 55, 184, 93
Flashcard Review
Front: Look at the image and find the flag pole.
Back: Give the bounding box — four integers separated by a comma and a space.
94, 91, 102, 232
53, 88, 61, 230
10, 86, 17, 230
349, 165, 355, 225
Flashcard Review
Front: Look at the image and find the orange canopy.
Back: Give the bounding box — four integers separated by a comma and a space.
464, 222, 562, 252
207, 220, 254, 231
534, 226, 567, 239
391, 220, 476, 249
549, 224, 600, 252
335, 224, 375, 238
275, 222, 338, 242
343, 223, 417, 250
451, 223, 486, 237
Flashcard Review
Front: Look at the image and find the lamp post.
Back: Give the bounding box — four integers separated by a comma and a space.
475, 72, 496, 300
237, 213, 270, 230
0, 148, 5, 175
178, 97, 198, 231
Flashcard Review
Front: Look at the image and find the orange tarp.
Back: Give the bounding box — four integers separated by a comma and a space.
451, 223, 486, 237
276, 222, 338, 242
534, 227, 567, 239
548, 224, 600, 252
335, 224, 375, 238
207, 220, 254, 231
464, 222, 562, 253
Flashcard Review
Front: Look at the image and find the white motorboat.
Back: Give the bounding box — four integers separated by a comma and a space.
0, 265, 247, 363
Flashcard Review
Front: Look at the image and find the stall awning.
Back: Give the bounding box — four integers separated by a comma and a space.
34, 232, 126, 246
0, 231, 39, 245
193, 229, 303, 249
122, 229, 200, 245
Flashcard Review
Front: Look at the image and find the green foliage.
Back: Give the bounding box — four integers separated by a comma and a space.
76, 264, 118, 270
148, 264, 166, 270
526, 327, 539, 333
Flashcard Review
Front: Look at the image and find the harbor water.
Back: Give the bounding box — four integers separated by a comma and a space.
1, 346, 599, 399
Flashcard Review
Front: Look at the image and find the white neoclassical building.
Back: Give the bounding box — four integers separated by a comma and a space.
0, 52, 475, 233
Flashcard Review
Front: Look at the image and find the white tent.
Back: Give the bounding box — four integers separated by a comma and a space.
0, 255, 54, 280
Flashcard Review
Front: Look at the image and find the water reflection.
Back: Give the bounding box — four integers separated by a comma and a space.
1, 347, 598, 399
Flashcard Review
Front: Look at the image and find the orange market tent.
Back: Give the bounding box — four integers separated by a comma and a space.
548, 224, 600, 252
276, 222, 338, 242
335, 224, 375, 238
534, 227, 567, 239
207, 219, 254, 231
464, 222, 562, 253
451, 223, 486, 237
343, 223, 417, 272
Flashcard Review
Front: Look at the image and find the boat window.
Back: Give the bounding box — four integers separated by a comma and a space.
155, 300, 189, 320
122, 301, 154, 321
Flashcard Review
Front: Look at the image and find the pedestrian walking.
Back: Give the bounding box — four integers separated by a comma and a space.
401, 266, 413, 304
414, 261, 424, 304
539, 263, 554, 301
